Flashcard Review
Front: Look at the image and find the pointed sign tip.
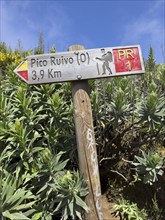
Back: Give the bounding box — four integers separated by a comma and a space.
18, 60, 28, 71
17, 70, 28, 81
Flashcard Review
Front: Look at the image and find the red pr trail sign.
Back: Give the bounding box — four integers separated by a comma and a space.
113, 47, 143, 73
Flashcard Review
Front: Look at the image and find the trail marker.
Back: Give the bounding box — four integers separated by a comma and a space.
14, 44, 145, 220
14, 45, 144, 84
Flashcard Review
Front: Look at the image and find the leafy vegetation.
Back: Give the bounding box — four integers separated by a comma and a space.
0, 41, 87, 219
113, 198, 147, 220
0, 40, 165, 219
132, 150, 164, 185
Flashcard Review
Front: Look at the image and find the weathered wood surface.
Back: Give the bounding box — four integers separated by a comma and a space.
70, 45, 103, 219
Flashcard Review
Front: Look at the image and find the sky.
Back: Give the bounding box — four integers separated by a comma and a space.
0, 0, 165, 64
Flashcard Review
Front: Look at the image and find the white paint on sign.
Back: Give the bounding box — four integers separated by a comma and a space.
14, 45, 145, 84
27, 49, 115, 84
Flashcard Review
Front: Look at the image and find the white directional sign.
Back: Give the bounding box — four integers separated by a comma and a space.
14, 45, 145, 84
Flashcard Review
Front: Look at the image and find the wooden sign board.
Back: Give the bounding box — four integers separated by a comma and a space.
14, 45, 145, 84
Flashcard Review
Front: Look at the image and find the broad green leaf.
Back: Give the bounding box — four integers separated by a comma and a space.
3, 211, 30, 220
32, 212, 43, 220
75, 195, 89, 212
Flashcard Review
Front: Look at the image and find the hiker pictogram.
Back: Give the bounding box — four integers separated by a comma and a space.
96, 49, 113, 75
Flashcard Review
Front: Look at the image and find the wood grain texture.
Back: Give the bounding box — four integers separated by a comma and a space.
70, 45, 103, 220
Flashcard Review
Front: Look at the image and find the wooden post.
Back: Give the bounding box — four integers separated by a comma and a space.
69, 45, 103, 220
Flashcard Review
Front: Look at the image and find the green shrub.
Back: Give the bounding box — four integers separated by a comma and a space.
132, 150, 164, 185
113, 198, 147, 220
52, 171, 89, 220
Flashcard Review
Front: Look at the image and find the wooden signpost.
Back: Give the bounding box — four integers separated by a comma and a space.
69, 45, 103, 220
14, 44, 145, 220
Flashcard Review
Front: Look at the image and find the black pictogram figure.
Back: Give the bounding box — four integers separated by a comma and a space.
96, 50, 113, 75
